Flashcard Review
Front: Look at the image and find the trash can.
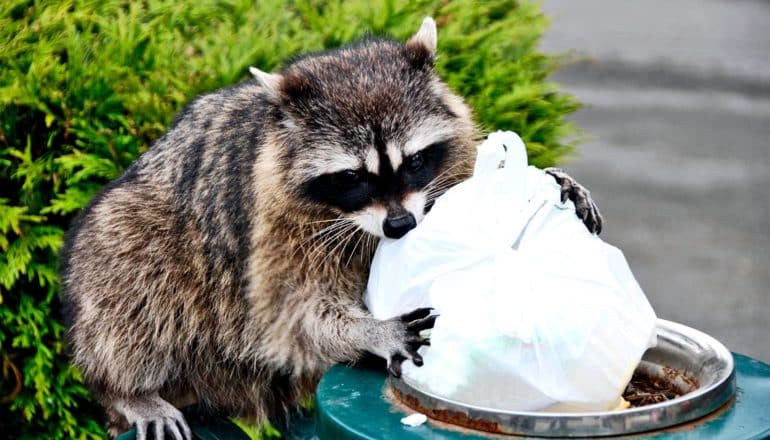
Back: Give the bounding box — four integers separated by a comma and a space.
314, 321, 770, 439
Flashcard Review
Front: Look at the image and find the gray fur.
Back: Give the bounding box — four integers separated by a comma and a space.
61, 23, 475, 438
61, 19, 601, 438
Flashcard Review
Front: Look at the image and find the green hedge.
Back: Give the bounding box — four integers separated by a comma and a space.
0, 0, 579, 438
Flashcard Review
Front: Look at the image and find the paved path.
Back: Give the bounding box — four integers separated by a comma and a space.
539, 0, 770, 361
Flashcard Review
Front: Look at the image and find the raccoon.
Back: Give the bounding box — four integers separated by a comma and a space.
60, 18, 602, 439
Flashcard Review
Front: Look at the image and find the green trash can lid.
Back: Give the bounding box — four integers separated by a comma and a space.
314, 354, 770, 439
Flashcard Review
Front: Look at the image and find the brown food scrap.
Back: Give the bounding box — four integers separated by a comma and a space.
623, 370, 682, 407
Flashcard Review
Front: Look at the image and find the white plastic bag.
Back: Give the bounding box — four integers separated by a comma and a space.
365, 131, 657, 412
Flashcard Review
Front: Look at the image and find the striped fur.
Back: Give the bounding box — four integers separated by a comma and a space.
61, 21, 477, 437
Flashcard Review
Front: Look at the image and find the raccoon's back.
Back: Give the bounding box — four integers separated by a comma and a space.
60, 80, 269, 378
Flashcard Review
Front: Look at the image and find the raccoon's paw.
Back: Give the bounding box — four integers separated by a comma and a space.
545, 167, 604, 234
371, 307, 436, 378
114, 393, 192, 440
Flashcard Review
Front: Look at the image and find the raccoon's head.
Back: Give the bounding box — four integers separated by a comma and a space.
255, 18, 476, 239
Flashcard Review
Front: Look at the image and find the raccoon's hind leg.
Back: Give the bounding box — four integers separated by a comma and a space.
113, 393, 192, 440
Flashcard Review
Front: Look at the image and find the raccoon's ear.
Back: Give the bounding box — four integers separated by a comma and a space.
249, 66, 282, 97
278, 70, 314, 103
405, 17, 437, 68
408, 17, 437, 53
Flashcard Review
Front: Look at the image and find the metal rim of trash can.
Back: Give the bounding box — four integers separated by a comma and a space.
390, 319, 736, 437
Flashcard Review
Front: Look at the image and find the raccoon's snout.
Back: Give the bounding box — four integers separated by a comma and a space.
382, 213, 416, 239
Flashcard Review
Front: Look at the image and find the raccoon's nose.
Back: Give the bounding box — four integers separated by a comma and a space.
382, 213, 417, 239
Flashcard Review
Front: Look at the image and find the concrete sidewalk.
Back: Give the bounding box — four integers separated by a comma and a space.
539, 0, 770, 361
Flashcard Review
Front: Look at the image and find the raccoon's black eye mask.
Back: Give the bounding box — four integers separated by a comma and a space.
402, 140, 450, 191
305, 169, 373, 212
303, 141, 451, 213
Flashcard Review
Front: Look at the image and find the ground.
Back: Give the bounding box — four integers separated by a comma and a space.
540, 0, 770, 362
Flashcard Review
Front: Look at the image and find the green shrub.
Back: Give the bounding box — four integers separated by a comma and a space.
0, 0, 579, 437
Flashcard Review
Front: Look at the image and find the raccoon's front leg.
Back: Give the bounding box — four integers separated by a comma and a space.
305, 301, 435, 377
366, 307, 436, 378
113, 393, 191, 440
545, 167, 604, 234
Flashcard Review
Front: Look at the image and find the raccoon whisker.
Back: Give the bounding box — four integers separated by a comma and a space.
423, 169, 467, 194
365, 233, 379, 263
317, 223, 358, 268
300, 219, 356, 249
424, 180, 459, 199
362, 233, 374, 263
426, 190, 450, 204
426, 177, 458, 193
313, 226, 353, 259
292, 219, 355, 261
425, 180, 461, 202
337, 230, 361, 268
424, 174, 457, 192
422, 160, 469, 192
309, 218, 355, 234
310, 220, 355, 241
294, 220, 356, 266
303, 223, 354, 266
425, 190, 451, 204
324, 221, 358, 246
358, 233, 370, 265
305, 222, 358, 268
423, 182, 454, 200
304, 218, 351, 226
345, 230, 367, 267
425, 169, 468, 193
428, 160, 464, 182
302, 244, 326, 271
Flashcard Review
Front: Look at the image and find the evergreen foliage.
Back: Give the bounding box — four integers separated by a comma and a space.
0, 0, 579, 437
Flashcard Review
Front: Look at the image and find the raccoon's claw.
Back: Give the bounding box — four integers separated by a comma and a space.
402, 309, 437, 333
398, 307, 433, 323
388, 353, 407, 377
386, 308, 436, 378
136, 417, 190, 440
545, 167, 604, 234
